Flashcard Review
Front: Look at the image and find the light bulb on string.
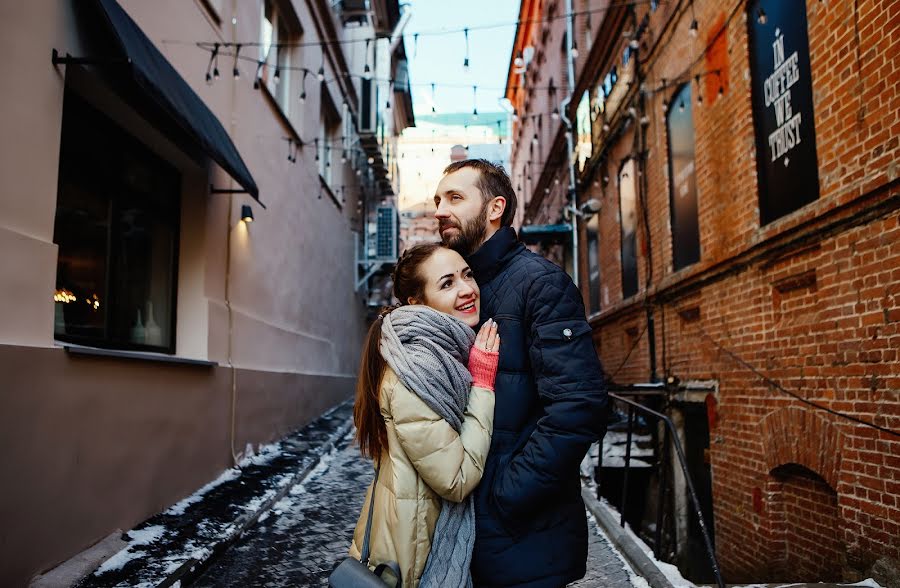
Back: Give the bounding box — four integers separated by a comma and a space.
757, 8, 767, 24
463, 28, 470, 72
232, 44, 241, 79
551, 107, 560, 121
431, 83, 437, 113
690, 19, 699, 37
205, 43, 220, 84
299, 70, 308, 103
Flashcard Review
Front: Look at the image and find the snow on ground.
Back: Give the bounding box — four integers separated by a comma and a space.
602, 431, 655, 468
96, 525, 167, 574
165, 468, 242, 516
594, 495, 698, 587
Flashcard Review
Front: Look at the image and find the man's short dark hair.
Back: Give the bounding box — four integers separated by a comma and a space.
443, 159, 518, 227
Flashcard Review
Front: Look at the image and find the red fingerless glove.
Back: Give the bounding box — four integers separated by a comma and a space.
468, 346, 500, 392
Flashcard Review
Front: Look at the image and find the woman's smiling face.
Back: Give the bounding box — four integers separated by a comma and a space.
409, 248, 480, 327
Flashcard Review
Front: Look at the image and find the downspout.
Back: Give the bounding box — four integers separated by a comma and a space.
633, 32, 658, 383
562, 0, 579, 286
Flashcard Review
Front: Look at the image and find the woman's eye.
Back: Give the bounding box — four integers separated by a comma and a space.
441, 281, 452, 289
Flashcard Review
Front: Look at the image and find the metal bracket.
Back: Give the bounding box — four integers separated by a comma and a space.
356, 262, 387, 290
51, 48, 130, 66
209, 185, 266, 208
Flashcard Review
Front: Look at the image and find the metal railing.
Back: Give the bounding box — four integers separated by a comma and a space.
607, 391, 725, 588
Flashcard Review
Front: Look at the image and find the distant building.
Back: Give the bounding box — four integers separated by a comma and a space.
396, 112, 512, 250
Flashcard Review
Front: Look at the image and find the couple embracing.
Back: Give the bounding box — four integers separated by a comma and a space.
348, 159, 608, 588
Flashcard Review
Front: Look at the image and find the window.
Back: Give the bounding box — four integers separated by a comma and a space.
319, 88, 341, 189
54, 92, 180, 353
619, 158, 638, 299
259, 0, 299, 116
666, 84, 701, 270
587, 214, 600, 314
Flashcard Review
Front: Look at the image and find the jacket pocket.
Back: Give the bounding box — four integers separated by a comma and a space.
532, 320, 593, 395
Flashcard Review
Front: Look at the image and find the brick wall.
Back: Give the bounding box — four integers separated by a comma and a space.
512, 0, 900, 582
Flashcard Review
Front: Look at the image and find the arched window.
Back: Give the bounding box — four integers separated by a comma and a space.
619, 158, 638, 299
666, 83, 700, 270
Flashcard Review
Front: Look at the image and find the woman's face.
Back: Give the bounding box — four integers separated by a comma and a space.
409, 248, 480, 327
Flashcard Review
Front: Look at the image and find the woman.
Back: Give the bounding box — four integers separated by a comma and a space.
349, 243, 500, 588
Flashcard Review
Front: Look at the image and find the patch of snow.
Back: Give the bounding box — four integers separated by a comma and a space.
239, 441, 284, 467
847, 580, 883, 588
258, 511, 270, 523
97, 549, 148, 574
96, 525, 167, 575
126, 525, 166, 546
585, 507, 665, 588
273, 496, 293, 511
166, 468, 241, 515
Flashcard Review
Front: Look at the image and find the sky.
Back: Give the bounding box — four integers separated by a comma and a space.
403, 0, 520, 116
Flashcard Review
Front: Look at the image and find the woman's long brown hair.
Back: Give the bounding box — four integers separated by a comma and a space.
353, 242, 444, 461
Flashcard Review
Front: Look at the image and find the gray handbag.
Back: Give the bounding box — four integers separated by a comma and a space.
329, 465, 402, 587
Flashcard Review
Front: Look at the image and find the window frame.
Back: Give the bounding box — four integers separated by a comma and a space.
665, 83, 701, 271
618, 157, 639, 300
53, 92, 182, 355
259, 0, 301, 118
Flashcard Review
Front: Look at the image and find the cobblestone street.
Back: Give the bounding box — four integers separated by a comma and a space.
195, 423, 637, 587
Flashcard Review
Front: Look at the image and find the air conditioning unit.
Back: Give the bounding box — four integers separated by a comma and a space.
359, 77, 377, 135
338, 0, 368, 26
373, 205, 397, 261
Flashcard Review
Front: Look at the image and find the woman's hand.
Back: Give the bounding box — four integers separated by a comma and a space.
474, 318, 500, 353
469, 319, 500, 391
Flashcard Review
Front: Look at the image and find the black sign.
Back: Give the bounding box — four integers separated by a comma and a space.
748, 0, 819, 224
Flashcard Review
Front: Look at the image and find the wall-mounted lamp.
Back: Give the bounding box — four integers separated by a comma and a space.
241, 205, 254, 223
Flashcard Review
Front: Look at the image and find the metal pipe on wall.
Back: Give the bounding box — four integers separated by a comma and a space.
562, 0, 579, 286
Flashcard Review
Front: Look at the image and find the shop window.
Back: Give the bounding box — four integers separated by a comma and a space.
666, 83, 701, 270
587, 213, 600, 314
619, 158, 638, 299
53, 92, 180, 353
259, 0, 301, 117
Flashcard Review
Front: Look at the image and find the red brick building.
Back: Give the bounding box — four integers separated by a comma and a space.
507, 0, 899, 583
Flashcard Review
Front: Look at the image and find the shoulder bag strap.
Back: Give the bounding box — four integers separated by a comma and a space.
359, 460, 381, 565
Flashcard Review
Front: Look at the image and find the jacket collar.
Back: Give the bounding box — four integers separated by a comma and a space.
466, 226, 524, 285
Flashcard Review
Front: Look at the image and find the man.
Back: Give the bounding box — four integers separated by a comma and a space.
434, 159, 608, 587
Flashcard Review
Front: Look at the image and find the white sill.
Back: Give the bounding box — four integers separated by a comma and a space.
58, 341, 218, 367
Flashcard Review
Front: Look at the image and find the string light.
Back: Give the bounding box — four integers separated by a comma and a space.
431, 83, 436, 113
299, 70, 308, 102
463, 28, 470, 72
756, 7, 767, 24
205, 43, 220, 84
232, 44, 241, 79
695, 75, 703, 107
252, 59, 264, 89
472, 85, 478, 118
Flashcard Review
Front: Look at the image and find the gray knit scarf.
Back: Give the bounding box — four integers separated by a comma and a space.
380, 305, 477, 588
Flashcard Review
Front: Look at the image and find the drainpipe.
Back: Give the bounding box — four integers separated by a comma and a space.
562, 0, 579, 286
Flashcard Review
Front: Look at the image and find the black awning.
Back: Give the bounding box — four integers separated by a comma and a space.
92, 0, 259, 201
520, 223, 573, 245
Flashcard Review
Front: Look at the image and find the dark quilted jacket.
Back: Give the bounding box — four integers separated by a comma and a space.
466, 227, 608, 588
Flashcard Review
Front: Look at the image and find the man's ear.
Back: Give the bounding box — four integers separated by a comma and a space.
488, 197, 507, 223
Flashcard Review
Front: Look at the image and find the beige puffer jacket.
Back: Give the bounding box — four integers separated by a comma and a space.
349, 366, 495, 588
